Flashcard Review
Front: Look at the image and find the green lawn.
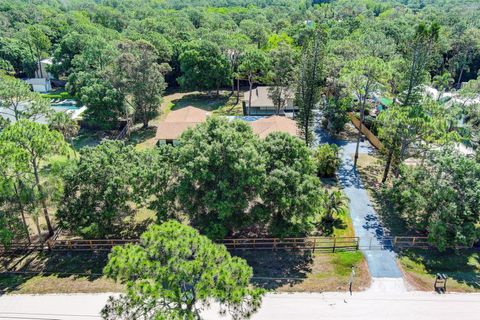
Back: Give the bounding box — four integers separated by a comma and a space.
399, 249, 480, 292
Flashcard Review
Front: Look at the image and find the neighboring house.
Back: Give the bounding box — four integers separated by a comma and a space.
244, 86, 298, 116
156, 106, 210, 145
25, 78, 51, 93
25, 58, 54, 93
35, 58, 54, 79
155, 106, 300, 145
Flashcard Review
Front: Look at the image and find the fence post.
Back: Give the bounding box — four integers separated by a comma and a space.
412, 237, 416, 247
273, 238, 277, 251
46, 240, 52, 252
313, 238, 316, 253
393, 237, 398, 247
253, 238, 256, 249
356, 237, 359, 250
333, 237, 336, 253
233, 239, 236, 250
90, 240, 93, 250
67, 240, 72, 250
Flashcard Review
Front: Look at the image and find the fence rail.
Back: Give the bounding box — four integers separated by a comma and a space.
348, 112, 384, 150
1, 236, 464, 254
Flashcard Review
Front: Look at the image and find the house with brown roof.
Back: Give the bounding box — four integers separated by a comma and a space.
156, 106, 210, 145
155, 106, 300, 145
244, 86, 298, 116
250, 116, 300, 139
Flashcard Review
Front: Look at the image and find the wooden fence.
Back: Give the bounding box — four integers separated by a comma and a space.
221, 237, 359, 252
348, 112, 384, 150
1, 236, 466, 254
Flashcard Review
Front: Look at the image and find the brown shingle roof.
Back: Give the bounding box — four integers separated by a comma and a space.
156, 106, 209, 140
250, 116, 300, 139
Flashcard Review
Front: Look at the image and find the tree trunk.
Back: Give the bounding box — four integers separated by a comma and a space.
32, 160, 54, 237
248, 79, 253, 116
143, 114, 149, 129
456, 66, 465, 89
13, 183, 31, 243
33, 215, 42, 240
354, 105, 365, 168
236, 78, 240, 104
382, 150, 393, 183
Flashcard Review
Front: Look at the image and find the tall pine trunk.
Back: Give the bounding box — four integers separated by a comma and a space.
32, 160, 53, 237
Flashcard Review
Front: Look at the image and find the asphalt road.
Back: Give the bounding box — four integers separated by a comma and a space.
1, 287, 479, 320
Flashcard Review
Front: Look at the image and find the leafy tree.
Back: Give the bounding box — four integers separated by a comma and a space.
449, 28, 480, 88
173, 117, 265, 239
48, 112, 80, 143
267, 43, 298, 115
102, 221, 264, 320
66, 37, 124, 130
313, 144, 340, 178
19, 26, 51, 78
113, 40, 171, 128
260, 132, 325, 237
295, 29, 326, 146
340, 56, 389, 166
178, 40, 230, 95
0, 120, 67, 236
432, 72, 454, 101
57, 141, 140, 238
381, 149, 479, 251
238, 49, 270, 115
0, 73, 51, 122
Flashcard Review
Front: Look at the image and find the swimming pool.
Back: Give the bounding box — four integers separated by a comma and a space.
51, 99, 80, 111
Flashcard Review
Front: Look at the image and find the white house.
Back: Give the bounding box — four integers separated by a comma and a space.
25, 58, 54, 93
244, 86, 298, 116
25, 78, 52, 93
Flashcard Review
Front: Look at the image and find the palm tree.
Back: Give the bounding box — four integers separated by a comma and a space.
432, 72, 454, 101
48, 112, 80, 152
323, 190, 349, 223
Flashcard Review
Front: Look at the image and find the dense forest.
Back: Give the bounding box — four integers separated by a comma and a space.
0, 0, 479, 251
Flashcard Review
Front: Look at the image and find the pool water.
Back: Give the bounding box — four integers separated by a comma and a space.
51, 99, 80, 111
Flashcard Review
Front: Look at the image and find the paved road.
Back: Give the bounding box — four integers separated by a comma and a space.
316, 127, 403, 280
1, 289, 479, 320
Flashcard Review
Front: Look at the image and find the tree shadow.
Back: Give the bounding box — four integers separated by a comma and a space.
398, 248, 480, 290
127, 126, 157, 146
232, 250, 313, 290
171, 93, 230, 112
0, 251, 110, 295
319, 218, 347, 236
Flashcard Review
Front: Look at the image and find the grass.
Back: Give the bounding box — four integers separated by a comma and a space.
399, 249, 480, 292
1, 249, 370, 294
0, 251, 122, 294
237, 250, 369, 292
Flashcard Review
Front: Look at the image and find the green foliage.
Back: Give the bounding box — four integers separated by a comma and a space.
178, 40, 230, 93
113, 40, 171, 128
0, 120, 67, 236
102, 220, 264, 320
260, 132, 325, 237
174, 117, 265, 239
57, 141, 141, 238
381, 149, 480, 251
0, 73, 52, 123
313, 144, 340, 178
295, 28, 326, 146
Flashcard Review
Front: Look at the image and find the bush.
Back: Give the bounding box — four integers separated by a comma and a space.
41, 92, 74, 100
314, 144, 340, 178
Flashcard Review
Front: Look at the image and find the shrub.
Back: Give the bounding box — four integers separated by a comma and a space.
314, 144, 340, 178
